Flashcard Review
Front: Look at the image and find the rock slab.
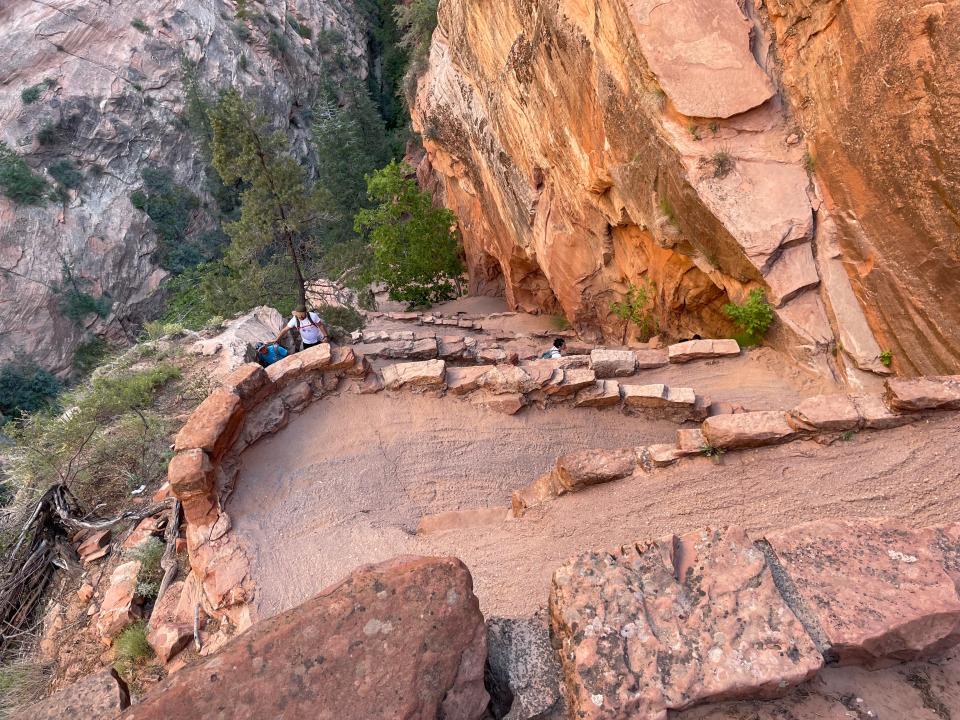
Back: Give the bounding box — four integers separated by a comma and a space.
668, 339, 741, 363
589, 349, 637, 378
702, 410, 798, 449
765, 518, 960, 666
122, 556, 489, 720
550, 526, 822, 719
885, 375, 960, 412
382, 359, 447, 390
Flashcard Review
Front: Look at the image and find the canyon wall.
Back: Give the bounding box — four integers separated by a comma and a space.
412, 0, 960, 377
0, 0, 366, 374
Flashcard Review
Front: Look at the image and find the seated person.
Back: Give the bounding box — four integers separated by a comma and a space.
255, 341, 288, 367
541, 337, 566, 359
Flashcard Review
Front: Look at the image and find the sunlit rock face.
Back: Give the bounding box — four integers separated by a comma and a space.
0, 0, 365, 374
413, 0, 960, 376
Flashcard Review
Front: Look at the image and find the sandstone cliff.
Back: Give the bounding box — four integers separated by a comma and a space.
0, 0, 366, 374
412, 0, 960, 377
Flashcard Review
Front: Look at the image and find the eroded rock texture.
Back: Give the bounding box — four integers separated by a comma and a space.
413, 0, 960, 375
0, 0, 365, 373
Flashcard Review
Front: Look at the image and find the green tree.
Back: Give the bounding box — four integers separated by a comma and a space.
208, 90, 331, 309
0, 143, 48, 205
0, 364, 60, 420
355, 160, 463, 306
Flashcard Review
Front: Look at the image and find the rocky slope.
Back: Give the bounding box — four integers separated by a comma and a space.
411, 0, 960, 377
0, 0, 365, 374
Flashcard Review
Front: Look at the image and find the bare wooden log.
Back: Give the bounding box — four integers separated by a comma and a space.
154, 501, 182, 605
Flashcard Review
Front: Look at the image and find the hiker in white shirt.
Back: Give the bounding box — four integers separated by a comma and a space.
275, 305, 329, 351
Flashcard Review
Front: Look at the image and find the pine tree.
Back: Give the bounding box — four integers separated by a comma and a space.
208, 90, 331, 308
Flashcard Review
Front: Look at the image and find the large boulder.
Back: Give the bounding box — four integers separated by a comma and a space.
549, 526, 822, 719
122, 556, 489, 720
173, 389, 244, 461
192, 307, 284, 371
764, 518, 960, 667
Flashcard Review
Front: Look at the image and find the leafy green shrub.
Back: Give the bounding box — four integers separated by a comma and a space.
287, 14, 311, 38
131, 18, 150, 33
73, 336, 109, 374
0, 364, 60, 420
20, 85, 42, 104
232, 22, 252, 42
48, 158, 83, 189
880, 349, 893, 367
723, 288, 774, 346
268, 30, 288, 56
0, 142, 48, 204
610, 280, 658, 342
355, 160, 464, 307
804, 151, 815, 173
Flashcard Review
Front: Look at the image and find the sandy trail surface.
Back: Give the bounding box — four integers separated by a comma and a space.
229, 392, 960, 620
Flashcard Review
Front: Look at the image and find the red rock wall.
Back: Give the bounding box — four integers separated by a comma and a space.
413, 0, 960, 376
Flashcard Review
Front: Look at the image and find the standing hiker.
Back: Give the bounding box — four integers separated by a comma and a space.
275, 305, 329, 352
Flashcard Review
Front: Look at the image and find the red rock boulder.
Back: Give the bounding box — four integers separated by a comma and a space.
9, 668, 129, 720
122, 556, 489, 720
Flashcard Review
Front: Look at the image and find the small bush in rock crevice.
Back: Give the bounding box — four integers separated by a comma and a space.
723, 288, 774, 346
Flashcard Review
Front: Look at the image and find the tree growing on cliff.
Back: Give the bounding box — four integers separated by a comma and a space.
208, 90, 331, 309
354, 160, 463, 306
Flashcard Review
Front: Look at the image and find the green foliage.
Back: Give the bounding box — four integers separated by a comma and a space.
20, 85, 42, 104
129, 167, 213, 273
48, 158, 83, 189
233, 22, 252, 42
804, 151, 815, 173
73, 336, 109, 375
880, 349, 893, 367
131, 18, 150, 33
54, 262, 112, 324
141, 320, 185, 341
268, 30, 288, 56
609, 280, 658, 341
687, 123, 701, 141
128, 537, 165, 600
723, 288, 774, 346
36, 122, 57, 146
0, 364, 60, 420
658, 195, 677, 225
113, 622, 153, 674
839, 429, 857, 441
550, 314, 571, 331
234, 0, 249, 19
4, 363, 180, 510
287, 14, 311, 38
355, 160, 463, 306
700, 444, 726, 458
394, 0, 439, 105
0, 142, 48, 205
209, 89, 330, 309
317, 304, 365, 334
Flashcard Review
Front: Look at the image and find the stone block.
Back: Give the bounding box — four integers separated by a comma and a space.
545, 368, 597, 397
702, 410, 799, 449
173, 389, 244, 460
554, 448, 638, 493
635, 348, 669, 369
280, 380, 312, 412
646, 443, 684, 467
574, 380, 621, 408
167, 449, 217, 525
479, 365, 538, 394
382, 359, 447, 390
221, 363, 272, 409
240, 395, 288, 447
885, 375, 960, 412
589, 348, 638, 378
265, 343, 333, 386
668, 338, 741, 363
765, 518, 960, 666
123, 557, 489, 720
789, 394, 861, 431
446, 365, 495, 396
676, 428, 707, 455
550, 527, 822, 719
851, 394, 915, 430
326, 346, 358, 371
147, 581, 194, 664
472, 392, 526, 415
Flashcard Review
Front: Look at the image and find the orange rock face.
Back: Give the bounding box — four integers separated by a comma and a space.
413, 0, 960, 375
